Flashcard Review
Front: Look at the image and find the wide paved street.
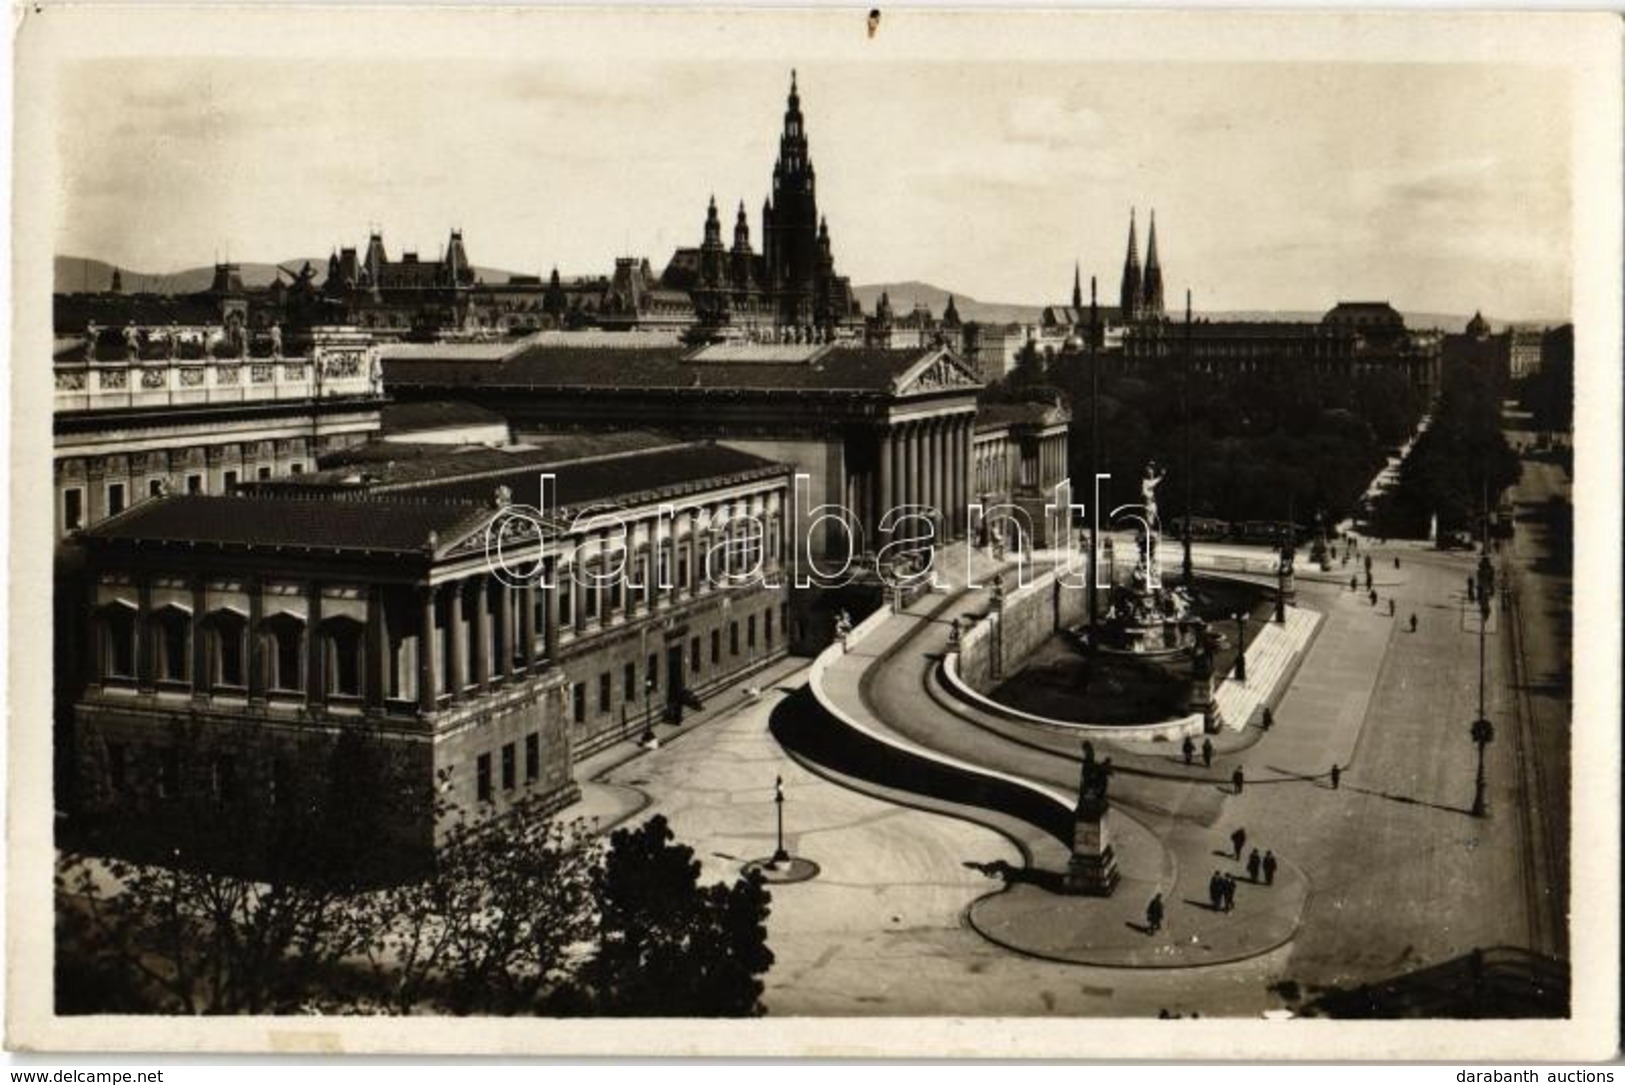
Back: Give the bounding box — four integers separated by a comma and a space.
576, 482, 1568, 1014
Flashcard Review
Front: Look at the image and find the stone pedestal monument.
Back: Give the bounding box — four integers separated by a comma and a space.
1189, 625, 1222, 733
1065, 741, 1121, 896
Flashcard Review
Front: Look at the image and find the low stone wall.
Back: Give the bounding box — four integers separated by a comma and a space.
801, 599, 1077, 844
950, 559, 1204, 742
956, 561, 1090, 693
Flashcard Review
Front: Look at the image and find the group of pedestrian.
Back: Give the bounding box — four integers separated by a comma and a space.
1180, 735, 1215, 768
1208, 869, 1238, 912
1247, 846, 1278, 885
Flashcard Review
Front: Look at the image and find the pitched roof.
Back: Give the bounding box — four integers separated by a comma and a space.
975, 399, 1072, 432
79, 494, 483, 555
384, 344, 942, 395
379, 399, 509, 435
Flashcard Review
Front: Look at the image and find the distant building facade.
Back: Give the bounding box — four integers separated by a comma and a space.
658, 73, 863, 341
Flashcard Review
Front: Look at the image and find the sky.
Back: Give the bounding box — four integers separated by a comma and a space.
53, 48, 1574, 320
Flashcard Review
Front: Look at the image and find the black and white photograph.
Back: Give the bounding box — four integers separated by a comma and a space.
8, 5, 1620, 1061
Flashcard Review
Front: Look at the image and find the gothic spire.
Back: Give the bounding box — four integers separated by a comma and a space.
1072, 262, 1083, 311
1120, 208, 1143, 322
1142, 209, 1165, 319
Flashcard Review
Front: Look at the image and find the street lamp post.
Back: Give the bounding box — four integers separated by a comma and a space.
640, 676, 656, 746
1088, 276, 1100, 635
1471, 554, 1495, 817
772, 775, 789, 864
1181, 290, 1194, 588
1234, 610, 1247, 683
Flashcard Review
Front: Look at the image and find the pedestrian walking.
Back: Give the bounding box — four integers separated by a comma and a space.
1261, 706, 1273, 731
1201, 737, 1213, 768
1349, 574, 1359, 592
1232, 765, 1245, 794
1208, 870, 1223, 910
1182, 735, 1195, 765
1222, 873, 1237, 912
1394, 556, 1401, 569
1368, 588, 1378, 607
1247, 848, 1262, 883
1409, 613, 1418, 633
1467, 576, 1476, 602
1365, 554, 1372, 573
1146, 892, 1164, 933
1262, 850, 1277, 885
1231, 826, 1247, 859
1388, 598, 1396, 617
1330, 763, 1342, 790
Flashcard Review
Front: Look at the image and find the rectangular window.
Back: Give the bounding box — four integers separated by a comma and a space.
765, 608, 774, 647
585, 575, 600, 619
572, 683, 586, 724
257, 466, 272, 481
690, 636, 701, 674
658, 546, 672, 591
598, 672, 611, 713
624, 662, 636, 701
730, 622, 740, 657
63, 488, 84, 532
217, 624, 245, 687
557, 579, 572, 627
647, 653, 658, 690
476, 753, 492, 803
107, 743, 126, 792
222, 470, 238, 491
748, 615, 757, 650
525, 733, 540, 782
711, 629, 721, 665
289, 463, 304, 476
149, 479, 164, 498
107, 482, 125, 516
677, 546, 690, 589
501, 743, 516, 791
157, 747, 179, 800
608, 574, 623, 613
186, 474, 203, 494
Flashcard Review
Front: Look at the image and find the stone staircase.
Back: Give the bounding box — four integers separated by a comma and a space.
1213, 606, 1322, 731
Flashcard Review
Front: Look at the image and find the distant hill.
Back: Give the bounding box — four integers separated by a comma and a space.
852, 282, 1044, 326
56, 255, 533, 295
853, 283, 1565, 332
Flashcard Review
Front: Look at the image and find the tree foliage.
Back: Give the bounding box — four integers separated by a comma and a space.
57, 794, 774, 1016
989, 352, 1424, 527
580, 814, 774, 1017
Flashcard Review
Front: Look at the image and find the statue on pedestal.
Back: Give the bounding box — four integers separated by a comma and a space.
83, 321, 100, 362
123, 322, 141, 362
1065, 740, 1121, 896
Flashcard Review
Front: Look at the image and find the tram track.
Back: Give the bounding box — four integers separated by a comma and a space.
1502, 569, 1565, 961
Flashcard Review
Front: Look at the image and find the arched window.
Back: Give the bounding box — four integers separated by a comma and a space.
261, 613, 305, 693
205, 610, 248, 689
100, 602, 138, 679
151, 605, 191, 684
323, 616, 365, 698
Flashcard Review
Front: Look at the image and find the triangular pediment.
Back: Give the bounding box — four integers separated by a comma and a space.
438, 503, 565, 562
893, 347, 982, 397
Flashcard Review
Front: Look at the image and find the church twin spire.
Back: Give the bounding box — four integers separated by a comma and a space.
1118, 207, 1166, 322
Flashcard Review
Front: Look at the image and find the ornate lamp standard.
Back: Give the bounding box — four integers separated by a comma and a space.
639, 675, 657, 746
772, 775, 790, 864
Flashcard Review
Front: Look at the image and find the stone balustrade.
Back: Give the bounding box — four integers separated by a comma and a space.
54, 349, 381, 413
